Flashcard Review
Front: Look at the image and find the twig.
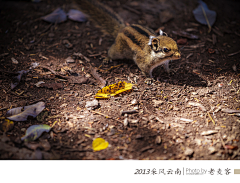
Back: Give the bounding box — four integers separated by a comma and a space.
121, 110, 138, 115
201, 4, 211, 33
90, 65, 106, 88
91, 110, 122, 123
39, 65, 68, 79
207, 112, 215, 125
219, 132, 227, 153
0, 107, 8, 111
228, 50, 240, 57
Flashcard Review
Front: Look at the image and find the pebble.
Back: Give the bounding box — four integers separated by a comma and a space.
194, 138, 202, 146
176, 138, 184, 143
133, 106, 139, 110
123, 118, 128, 126
155, 136, 162, 144
152, 99, 164, 107
131, 99, 138, 105
85, 99, 99, 110
184, 147, 194, 156
131, 119, 139, 124
65, 56, 75, 63
208, 146, 216, 154
11, 57, 18, 64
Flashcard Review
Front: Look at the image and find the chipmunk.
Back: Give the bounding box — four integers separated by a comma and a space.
75, 0, 181, 77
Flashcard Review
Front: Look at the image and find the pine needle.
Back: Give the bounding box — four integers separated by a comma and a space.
200, 4, 211, 33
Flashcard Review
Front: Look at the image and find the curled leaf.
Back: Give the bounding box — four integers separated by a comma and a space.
95, 81, 133, 99
41, 8, 67, 24
92, 138, 109, 151
193, 0, 216, 32
21, 124, 52, 142
67, 9, 88, 22
6, 102, 45, 121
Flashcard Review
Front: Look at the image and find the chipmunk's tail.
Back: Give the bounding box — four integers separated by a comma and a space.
75, 0, 125, 37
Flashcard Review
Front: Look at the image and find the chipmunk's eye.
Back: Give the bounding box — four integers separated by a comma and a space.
163, 48, 170, 52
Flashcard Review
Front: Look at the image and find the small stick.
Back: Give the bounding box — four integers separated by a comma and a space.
121, 110, 138, 115
207, 112, 215, 125
219, 132, 227, 153
91, 110, 122, 123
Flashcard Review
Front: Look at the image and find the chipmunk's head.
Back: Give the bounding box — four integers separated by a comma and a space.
147, 30, 181, 77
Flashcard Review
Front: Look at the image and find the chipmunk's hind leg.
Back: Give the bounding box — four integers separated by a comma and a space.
108, 33, 133, 60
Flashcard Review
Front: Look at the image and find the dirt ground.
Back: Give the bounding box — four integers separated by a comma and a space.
0, 0, 240, 160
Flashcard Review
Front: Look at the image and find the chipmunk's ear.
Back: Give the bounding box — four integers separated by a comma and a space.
148, 36, 159, 52
159, 29, 168, 36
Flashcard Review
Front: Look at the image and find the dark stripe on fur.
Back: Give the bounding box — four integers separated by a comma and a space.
130, 25, 150, 38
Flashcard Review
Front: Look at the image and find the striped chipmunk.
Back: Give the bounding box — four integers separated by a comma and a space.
75, 0, 181, 78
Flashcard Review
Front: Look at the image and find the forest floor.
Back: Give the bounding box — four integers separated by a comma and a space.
0, 0, 240, 160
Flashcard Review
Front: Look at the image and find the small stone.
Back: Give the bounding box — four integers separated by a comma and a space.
222, 134, 227, 139
60, 103, 67, 108
130, 119, 139, 124
173, 106, 180, 111
208, 146, 216, 154
176, 138, 184, 143
85, 73, 91, 78
152, 99, 164, 107
184, 147, 194, 156
65, 56, 75, 63
123, 118, 128, 126
11, 57, 18, 64
131, 99, 138, 105
136, 134, 143, 139
194, 138, 202, 146
85, 99, 99, 110
155, 136, 162, 144
133, 106, 139, 110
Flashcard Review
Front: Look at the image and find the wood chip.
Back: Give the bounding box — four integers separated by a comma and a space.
201, 130, 218, 136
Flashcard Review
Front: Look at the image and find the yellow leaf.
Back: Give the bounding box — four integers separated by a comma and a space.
92, 138, 109, 151
95, 81, 133, 99
0, 119, 14, 132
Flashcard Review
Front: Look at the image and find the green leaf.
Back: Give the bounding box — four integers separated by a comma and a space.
21, 124, 52, 142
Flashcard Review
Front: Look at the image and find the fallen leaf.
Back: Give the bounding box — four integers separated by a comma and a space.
41, 8, 67, 24
92, 138, 109, 151
193, 0, 216, 31
95, 81, 133, 99
6, 102, 45, 121
21, 124, 52, 142
0, 119, 14, 132
67, 9, 88, 22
